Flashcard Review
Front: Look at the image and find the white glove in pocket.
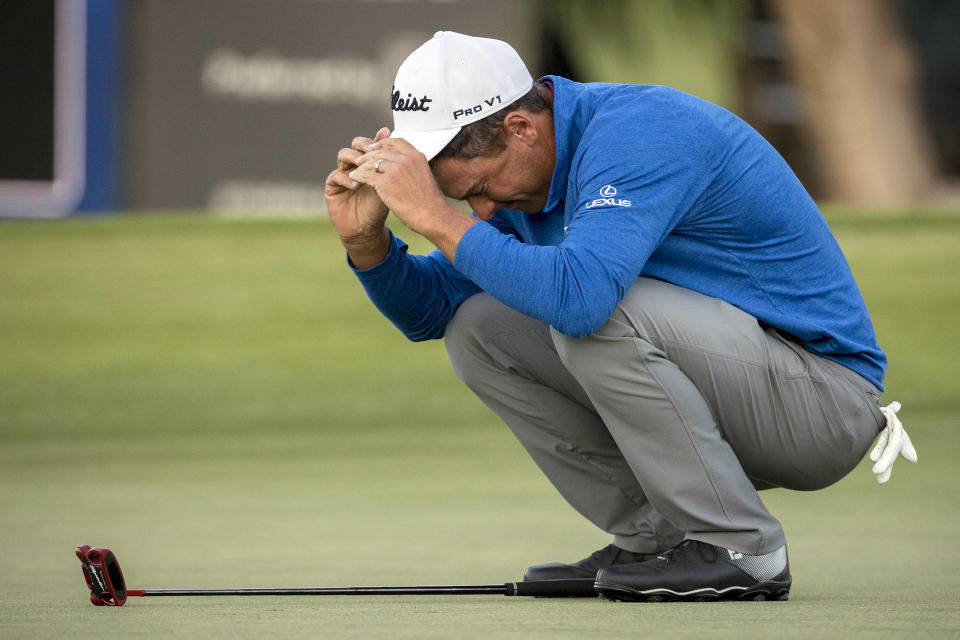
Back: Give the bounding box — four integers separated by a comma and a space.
870, 401, 918, 484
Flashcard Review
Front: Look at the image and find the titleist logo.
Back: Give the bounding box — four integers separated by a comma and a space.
392, 86, 432, 112
89, 566, 107, 591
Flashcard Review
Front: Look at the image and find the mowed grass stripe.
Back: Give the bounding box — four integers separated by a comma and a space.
0, 213, 957, 638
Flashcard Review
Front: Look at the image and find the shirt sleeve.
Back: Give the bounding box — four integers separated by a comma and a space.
351, 230, 482, 341
453, 117, 709, 337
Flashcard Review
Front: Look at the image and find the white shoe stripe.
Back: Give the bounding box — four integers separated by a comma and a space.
637, 585, 748, 597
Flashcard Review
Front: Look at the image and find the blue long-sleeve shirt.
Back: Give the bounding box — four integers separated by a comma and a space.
352, 76, 886, 390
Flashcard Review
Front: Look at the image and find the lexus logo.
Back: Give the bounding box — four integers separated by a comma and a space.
586, 184, 632, 209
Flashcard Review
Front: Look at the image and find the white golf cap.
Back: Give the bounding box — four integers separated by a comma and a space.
390, 31, 534, 161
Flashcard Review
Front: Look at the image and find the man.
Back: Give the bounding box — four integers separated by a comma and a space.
324, 31, 917, 602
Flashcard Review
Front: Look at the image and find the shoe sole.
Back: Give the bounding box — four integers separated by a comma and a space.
594, 579, 791, 602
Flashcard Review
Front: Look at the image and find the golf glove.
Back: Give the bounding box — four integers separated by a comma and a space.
869, 401, 918, 484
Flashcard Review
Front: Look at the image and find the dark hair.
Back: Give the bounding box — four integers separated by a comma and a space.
431, 83, 550, 164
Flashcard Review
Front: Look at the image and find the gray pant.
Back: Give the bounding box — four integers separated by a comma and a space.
444, 278, 884, 555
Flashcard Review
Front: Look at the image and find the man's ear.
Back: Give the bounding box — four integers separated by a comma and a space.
503, 111, 538, 147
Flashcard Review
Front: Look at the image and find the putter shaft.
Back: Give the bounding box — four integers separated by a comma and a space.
129, 584, 513, 596
127, 580, 591, 597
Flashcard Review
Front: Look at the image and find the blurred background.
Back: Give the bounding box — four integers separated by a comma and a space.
1, 0, 958, 218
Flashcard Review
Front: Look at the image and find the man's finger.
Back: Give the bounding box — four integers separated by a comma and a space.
345, 128, 391, 165
337, 147, 363, 173
348, 162, 377, 185
351, 134, 380, 153
325, 169, 360, 195
354, 149, 407, 170
370, 136, 419, 154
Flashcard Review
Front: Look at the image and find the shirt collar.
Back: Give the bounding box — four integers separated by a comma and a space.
540, 75, 579, 214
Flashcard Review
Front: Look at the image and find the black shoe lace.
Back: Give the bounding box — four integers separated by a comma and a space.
585, 544, 621, 564
656, 540, 720, 564
578, 544, 647, 569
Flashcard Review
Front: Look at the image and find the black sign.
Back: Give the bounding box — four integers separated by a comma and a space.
124, 0, 534, 213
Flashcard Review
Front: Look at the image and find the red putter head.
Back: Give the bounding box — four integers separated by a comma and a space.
75, 545, 130, 606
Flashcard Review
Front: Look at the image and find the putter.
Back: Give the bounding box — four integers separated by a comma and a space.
75, 545, 596, 606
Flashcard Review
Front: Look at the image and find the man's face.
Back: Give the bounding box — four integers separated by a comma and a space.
432, 141, 554, 220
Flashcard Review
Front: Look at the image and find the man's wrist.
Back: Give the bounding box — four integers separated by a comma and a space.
342, 227, 391, 270
417, 204, 478, 262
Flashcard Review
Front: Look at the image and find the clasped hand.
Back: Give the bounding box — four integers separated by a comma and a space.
325, 128, 476, 263
348, 135, 452, 238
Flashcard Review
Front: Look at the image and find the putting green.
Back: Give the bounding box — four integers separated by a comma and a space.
1, 213, 957, 638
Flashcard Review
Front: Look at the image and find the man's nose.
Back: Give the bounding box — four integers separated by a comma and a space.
467, 196, 498, 219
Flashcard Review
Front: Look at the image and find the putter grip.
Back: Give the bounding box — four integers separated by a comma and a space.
508, 579, 598, 598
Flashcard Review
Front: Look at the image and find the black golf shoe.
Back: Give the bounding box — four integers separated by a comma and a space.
522, 544, 656, 597
594, 540, 791, 602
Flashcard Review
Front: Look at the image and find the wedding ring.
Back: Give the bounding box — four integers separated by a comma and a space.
374, 158, 384, 172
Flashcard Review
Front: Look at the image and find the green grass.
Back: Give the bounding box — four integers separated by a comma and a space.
1, 212, 958, 638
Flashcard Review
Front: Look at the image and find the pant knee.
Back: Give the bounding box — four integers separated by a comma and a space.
551, 320, 661, 386
550, 330, 585, 373
550, 280, 669, 373
444, 294, 548, 380
446, 294, 572, 399
443, 294, 500, 386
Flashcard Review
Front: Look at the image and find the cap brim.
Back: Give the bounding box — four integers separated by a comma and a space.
390, 127, 461, 162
